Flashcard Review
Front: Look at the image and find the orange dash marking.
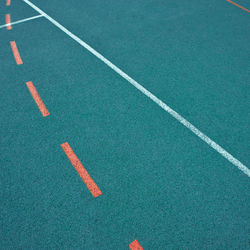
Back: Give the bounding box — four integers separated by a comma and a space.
61, 142, 102, 198
6, 14, 12, 30
226, 0, 250, 12
26, 81, 50, 117
6, 0, 11, 6
129, 240, 143, 250
10, 41, 23, 65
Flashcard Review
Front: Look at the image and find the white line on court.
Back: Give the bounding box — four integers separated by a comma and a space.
0, 14, 43, 29
22, 0, 250, 178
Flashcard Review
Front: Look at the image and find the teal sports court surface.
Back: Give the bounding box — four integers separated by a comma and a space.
0, 0, 250, 249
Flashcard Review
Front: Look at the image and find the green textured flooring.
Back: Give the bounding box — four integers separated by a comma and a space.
0, 0, 249, 249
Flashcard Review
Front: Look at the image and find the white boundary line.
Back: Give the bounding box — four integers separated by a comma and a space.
22, 0, 250, 178
0, 14, 43, 29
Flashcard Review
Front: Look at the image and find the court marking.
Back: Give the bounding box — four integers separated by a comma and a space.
26, 81, 50, 117
226, 0, 250, 12
61, 142, 102, 198
23, 0, 250, 178
10, 41, 23, 65
129, 239, 143, 250
5, 14, 12, 30
6, 0, 11, 6
0, 15, 43, 29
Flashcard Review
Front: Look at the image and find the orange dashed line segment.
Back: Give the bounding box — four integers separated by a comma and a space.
129, 240, 143, 250
6, 14, 12, 30
226, 0, 250, 12
10, 41, 23, 65
61, 142, 102, 198
6, 0, 11, 6
26, 81, 50, 117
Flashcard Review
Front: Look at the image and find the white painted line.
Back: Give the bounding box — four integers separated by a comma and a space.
22, 0, 250, 178
0, 14, 43, 29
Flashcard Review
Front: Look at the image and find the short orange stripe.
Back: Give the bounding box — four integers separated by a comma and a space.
6, 14, 12, 30
226, 0, 250, 12
10, 41, 23, 65
61, 142, 102, 198
6, 0, 11, 6
129, 240, 143, 250
26, 81, 50, 117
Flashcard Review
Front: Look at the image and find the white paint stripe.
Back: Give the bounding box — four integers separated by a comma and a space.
22, 0, 250, 178
0, 14, 43, 29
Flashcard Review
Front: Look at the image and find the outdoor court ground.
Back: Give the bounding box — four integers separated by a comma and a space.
0, 0, 250, 249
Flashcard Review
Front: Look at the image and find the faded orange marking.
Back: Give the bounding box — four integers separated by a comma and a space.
61, 142, 102, 198
6, 14, 12, 30
129, 240, 143, 250
6, 0, 11, 6
10, 41, 23, 65
226, 0, 250, 12
26, 81, 50, 117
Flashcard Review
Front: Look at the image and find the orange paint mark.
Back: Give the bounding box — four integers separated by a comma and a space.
226, 0, 250, 12
6, 14, 12, 30
6, 0, 11, 6
26, 81, 50, 117
61, 142, 102, 198
10, 41, 23, 65
129, 240, 143, 250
